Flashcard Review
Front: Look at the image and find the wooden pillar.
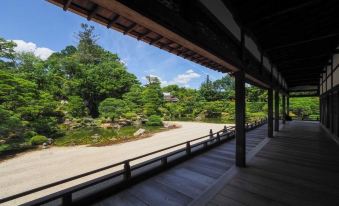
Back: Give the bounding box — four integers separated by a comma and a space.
282, 95, 286, 124
287, 96, 290, 116
268, 88, 273, 138
331, 56, 334, 132
274, 90, 280, 132
235, 71, 246, 167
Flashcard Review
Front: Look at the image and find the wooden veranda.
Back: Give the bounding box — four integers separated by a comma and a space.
2, 0, 339, 205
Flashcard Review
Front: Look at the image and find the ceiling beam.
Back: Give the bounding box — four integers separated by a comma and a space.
265, 33, 339, 52
288, 77, 320, 80
280, 67, 323, 73
246, 0, 321, 27
284, 73, 321, 78
87, 4, 99, 21
272, 54, 328, 64
63, 0, 72, 11
107, 14, 120, 28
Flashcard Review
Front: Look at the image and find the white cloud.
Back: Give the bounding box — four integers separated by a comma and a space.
170, 69, 201, 86
143, 69, 201, 88
119, 59, 128, 66
12, 40, 54, 60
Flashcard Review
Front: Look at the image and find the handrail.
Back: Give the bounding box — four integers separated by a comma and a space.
0, 119, 266, 205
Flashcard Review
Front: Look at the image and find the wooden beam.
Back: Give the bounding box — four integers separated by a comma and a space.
287, 78, 320, 82
247, 0, 321, 27
289, 94, 319, 97
137, 30, 151, 40
150, 35, 163, 45
266, 33, 339, 52
87, 4, 99, 21
123, 23, 137, 34
235, 71, 246, 167
63, 0, 72, 11
274, 54, 328, 64
107, 14, 120, 28
280, 66, 323, 72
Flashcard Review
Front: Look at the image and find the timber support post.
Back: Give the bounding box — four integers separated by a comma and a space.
235, 71, 246, 167
275, 90, 280, 132
268, 88, 274, 138
282, 95, 286, 124
287, 96, 290, 116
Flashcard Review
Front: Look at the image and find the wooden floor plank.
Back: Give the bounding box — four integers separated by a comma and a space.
207, 121, 339, 206
128, 180, 192, 206
93, 124, 268, 205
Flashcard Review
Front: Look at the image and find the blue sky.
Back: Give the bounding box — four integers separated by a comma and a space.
0, 0, 225, 88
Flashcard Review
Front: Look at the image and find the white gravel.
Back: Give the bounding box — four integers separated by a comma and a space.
0, 121, 232, 205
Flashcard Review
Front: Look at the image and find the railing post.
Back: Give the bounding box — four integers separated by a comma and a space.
123, 160, 131, 180
209, 129, 213, 139
161, 157, 167, 166
224, 126, 227, 133
186, 142, 191, 155
62, 194, 72, 206
217, 132, 221, 143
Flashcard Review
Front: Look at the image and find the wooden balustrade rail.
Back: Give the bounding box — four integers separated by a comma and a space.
0, 119, 267, 205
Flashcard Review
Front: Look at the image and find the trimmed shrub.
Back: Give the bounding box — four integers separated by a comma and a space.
124, 112, 138, 120
146, 115, 163, 126
30, 135, 48, 145
24, 131, 37, 139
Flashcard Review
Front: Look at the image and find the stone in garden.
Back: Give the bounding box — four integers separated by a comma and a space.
64, 119, 72, 125
133, 119, 142, 127
47, 138, 53, 145
0, 139, 6, 144
91, 134, 101, 139
42, 142, 48, 149
112, 124, 121, 129
83, 117, 94, 123
100, 123, 113, 129
133, 128, 145, 137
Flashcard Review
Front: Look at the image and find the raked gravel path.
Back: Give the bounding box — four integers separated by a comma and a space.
0, 121, 232, 205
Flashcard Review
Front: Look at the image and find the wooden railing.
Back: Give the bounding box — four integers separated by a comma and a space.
0, 119, 267, 205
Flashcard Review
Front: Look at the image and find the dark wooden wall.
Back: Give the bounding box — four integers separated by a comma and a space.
320, 85, 339, 138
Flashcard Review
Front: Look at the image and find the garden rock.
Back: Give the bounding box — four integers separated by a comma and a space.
91, 134, 100, 142
42, 142, 48, 149
133, 119, 142, 127
0, 139, 6, 144
47, 138, 53, 145
134, 128, 145, 137
100, 123, 113, 129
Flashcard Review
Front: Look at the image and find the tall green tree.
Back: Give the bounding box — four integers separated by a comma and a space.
99, 98, 129, 120
142, 79, 163, 116
0, 37, 16, 66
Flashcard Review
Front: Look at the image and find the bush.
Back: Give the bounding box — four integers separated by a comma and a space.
24, 131, 37, 139
99, 98, 128, 120
247, 102, 266, 113
30, 135, 48, 145
124, 112, 138, 120
146, 115, 163, 126
67, 96, 88, 118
